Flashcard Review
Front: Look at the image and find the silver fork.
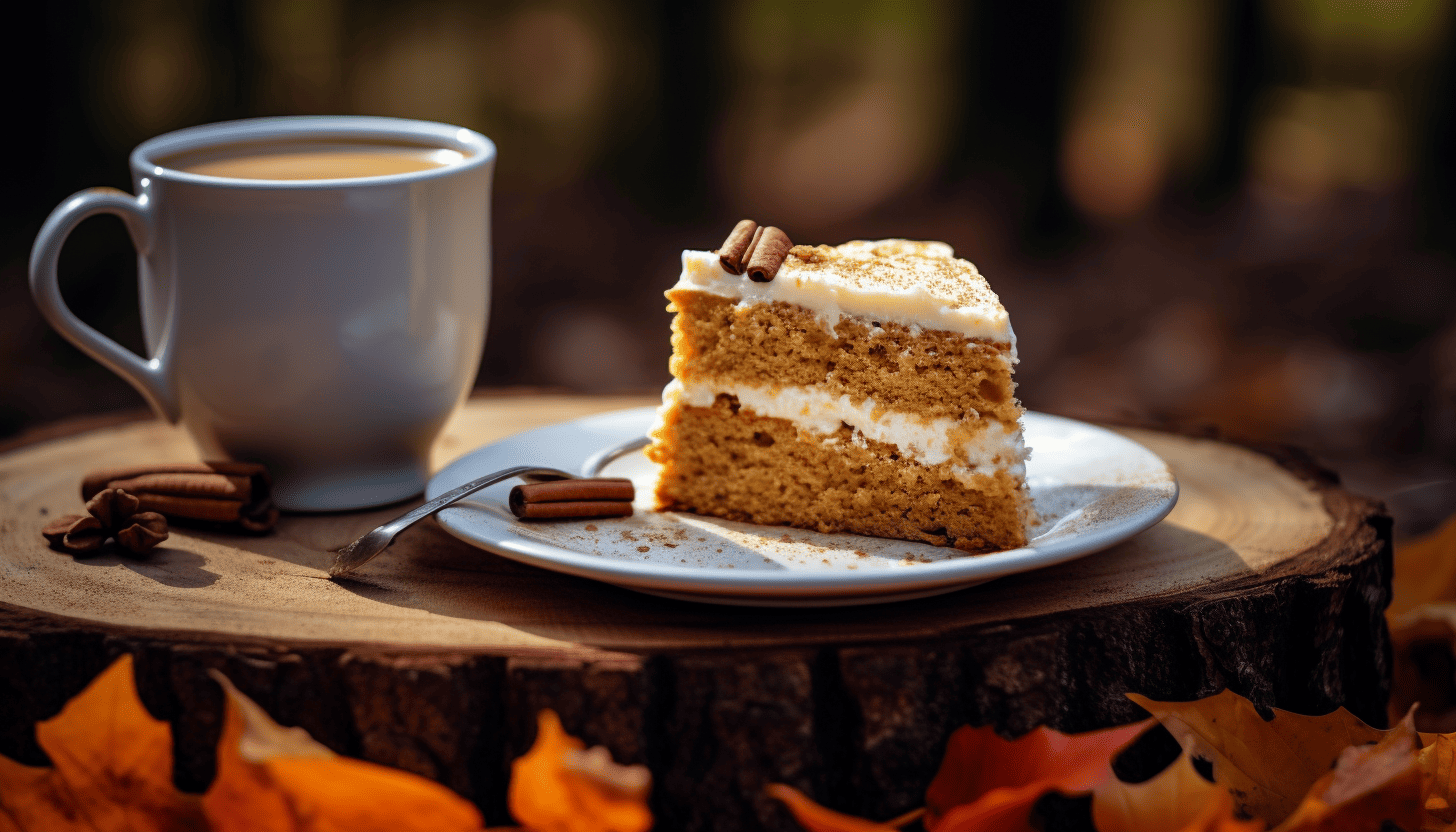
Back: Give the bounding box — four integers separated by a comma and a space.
328, 435, 649, 578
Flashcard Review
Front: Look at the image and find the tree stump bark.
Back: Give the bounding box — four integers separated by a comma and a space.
0, 395, 1391, 831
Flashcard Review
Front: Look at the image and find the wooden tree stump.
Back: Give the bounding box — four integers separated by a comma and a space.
0, 395, 1391, 831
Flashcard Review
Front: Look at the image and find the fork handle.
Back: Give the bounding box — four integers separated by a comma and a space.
375, 466, 575, 539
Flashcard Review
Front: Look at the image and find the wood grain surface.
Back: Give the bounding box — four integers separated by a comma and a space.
0, 395, 1392, 831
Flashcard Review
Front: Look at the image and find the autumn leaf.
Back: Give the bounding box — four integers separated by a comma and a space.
1419, 731, 1456, 830
1389, 514, 1456, 732
764, 784, 921, 832
924, 719, 1151, 832
508, 710, 652, 832
0, 653, 202, 832
0, 756, 80, 832
1391, 513, 1456, 619
201, 671, 484, 832
1389, 613, 1456, 733
1272, 712, 1423, 832
929, 788, 1049, 832
1092, 752, 1263, 832
1128, 690, 1385, 825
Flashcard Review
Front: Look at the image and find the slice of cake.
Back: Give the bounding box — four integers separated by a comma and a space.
646, 222, 1033, 553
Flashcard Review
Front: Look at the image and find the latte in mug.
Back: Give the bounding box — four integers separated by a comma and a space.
160, 140, 465, 180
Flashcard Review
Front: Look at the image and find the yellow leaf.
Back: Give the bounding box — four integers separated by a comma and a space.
0, 654, 202, 832
1128, 690, 1385, 825
764, 784, 918, 832
1093, 752, 1264, 832
202, 671, 484, 832
508, 710, 652, 832
1273, 712, 1423, 832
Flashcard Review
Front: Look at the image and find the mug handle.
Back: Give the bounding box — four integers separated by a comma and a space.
28, 187, 179, 422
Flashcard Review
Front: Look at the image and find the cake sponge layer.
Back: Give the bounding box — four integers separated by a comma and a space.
648, 394, 1030, 553
667, 290, 1020, 425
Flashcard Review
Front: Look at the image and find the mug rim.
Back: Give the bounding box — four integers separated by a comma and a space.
131, 115, 496, 190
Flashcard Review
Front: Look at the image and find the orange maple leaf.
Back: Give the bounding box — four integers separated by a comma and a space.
1417, 730, 1456, 830
0, 653, 203, 832
1128, 690, 1386, 825
201, 671, 485, 832
507, 710, 652, 832
764, 784, 922, 832
1092, 752, 1264, 832
924, 719, 1152, 832
1272, 712, 1424, 832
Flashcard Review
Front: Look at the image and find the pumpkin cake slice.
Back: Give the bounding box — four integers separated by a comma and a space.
646, 226, 1033, 553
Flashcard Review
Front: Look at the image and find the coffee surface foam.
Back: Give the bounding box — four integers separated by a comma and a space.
161, 141, 464, 181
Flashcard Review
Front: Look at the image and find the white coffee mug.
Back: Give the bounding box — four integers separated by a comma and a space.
29, 116, 495, 511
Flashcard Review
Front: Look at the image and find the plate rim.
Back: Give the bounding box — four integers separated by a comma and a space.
427, 408, 1178, 600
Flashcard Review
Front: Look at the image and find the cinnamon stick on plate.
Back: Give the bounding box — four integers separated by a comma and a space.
509, 478, 634, 520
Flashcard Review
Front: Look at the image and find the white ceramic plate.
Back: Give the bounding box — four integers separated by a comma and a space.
430, 408, 1178, 606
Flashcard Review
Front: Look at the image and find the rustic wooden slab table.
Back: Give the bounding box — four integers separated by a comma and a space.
0, 393, 1391, 831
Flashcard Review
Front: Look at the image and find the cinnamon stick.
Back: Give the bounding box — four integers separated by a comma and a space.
81, 462, 278, 532
512, 500, 634, 520
96, 472, 251, 500
514, 479, 635, 504
740, 226, 765, 270
745, 226, 792, 282
509, 477, 635, 520
82, 461, 269, 495
717, 220, 758, 274
127, 494, 248, 524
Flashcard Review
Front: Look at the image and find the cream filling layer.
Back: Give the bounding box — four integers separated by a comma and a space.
658, 379, 1028, 482
673, 250, 1017, 359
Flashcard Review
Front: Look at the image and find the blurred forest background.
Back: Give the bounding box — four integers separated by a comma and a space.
2, 0, 1454, 515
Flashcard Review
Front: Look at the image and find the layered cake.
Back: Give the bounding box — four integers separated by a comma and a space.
646, 222, 1033, 553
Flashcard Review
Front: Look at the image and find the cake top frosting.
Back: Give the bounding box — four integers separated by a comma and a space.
672, 238, 1016, 350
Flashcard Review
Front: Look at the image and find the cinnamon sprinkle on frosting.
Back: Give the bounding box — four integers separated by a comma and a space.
671, 238, 1015, 351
